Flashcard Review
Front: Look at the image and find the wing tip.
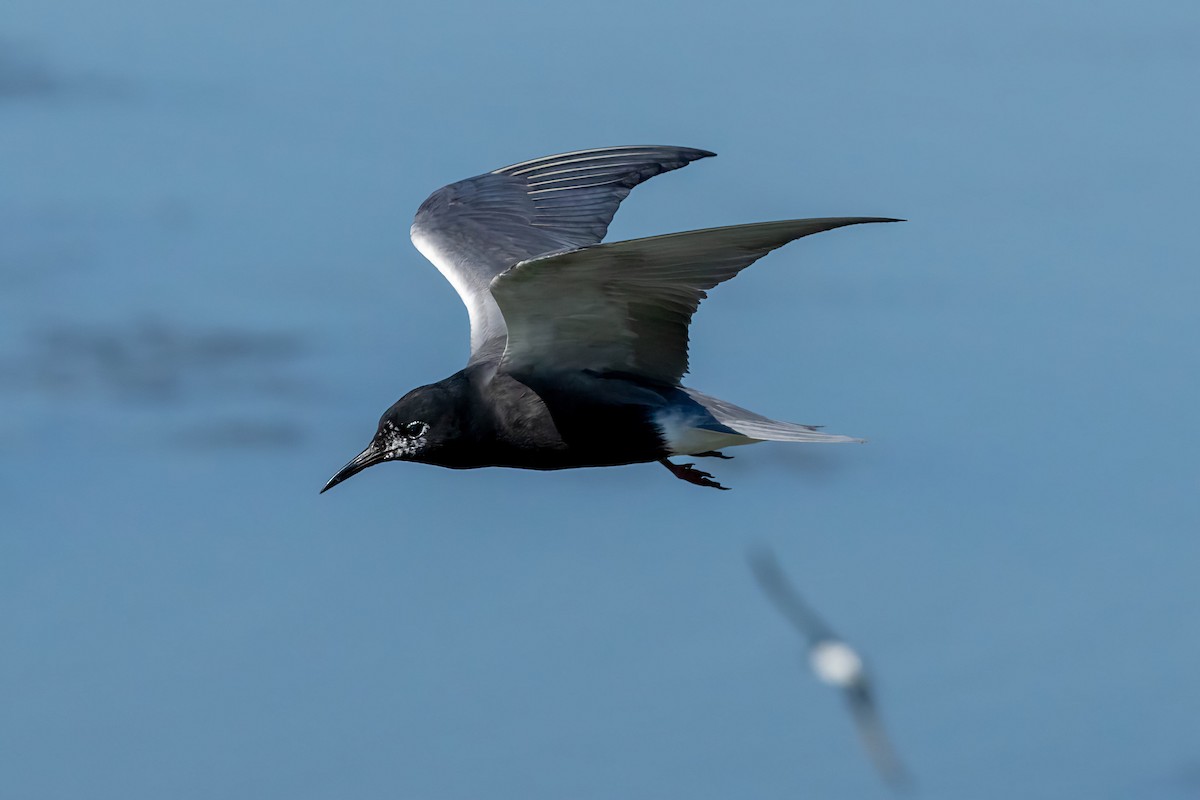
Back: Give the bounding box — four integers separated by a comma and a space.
794, 216, 904, 235
843, 217, 904, 225
494, 145, 717, 175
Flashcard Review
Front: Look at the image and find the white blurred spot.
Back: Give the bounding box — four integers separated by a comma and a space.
810, 640, 863, 687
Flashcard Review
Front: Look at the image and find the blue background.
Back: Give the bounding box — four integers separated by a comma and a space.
3, 1, 1198, 798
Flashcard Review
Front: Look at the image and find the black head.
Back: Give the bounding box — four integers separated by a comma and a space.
321, 383, 461, 493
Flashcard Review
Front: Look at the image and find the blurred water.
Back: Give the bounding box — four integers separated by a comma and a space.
2, 2, 1198, 799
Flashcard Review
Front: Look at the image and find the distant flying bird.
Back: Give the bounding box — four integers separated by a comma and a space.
749, 548, 913, 791
321, 146, 899, 493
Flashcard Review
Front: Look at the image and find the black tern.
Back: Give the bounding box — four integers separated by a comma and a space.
749, 548, 913, 791
322, 146, 898, 492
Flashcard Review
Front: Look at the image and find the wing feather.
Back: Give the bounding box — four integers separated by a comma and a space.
409, 145, 714, 357
490, 218, 900, 384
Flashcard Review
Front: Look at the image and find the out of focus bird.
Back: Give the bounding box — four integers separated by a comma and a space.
322, 146, 899, 493
749, 547, 913, 792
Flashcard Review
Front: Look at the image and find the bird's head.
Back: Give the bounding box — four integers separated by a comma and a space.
321, 383, 459, 493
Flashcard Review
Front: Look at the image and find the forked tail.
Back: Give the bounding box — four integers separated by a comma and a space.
682, 388, 863, 444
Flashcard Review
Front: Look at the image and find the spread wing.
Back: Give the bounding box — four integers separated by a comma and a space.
845, 683, 915, 791
748, 547, 838, 644
409, 145, 714, 359
490, 218, 899, 385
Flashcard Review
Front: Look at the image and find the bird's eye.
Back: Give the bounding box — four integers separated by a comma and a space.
406, 421, 428, 437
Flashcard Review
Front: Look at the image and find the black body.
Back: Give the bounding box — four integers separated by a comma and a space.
398, 364, 675, 471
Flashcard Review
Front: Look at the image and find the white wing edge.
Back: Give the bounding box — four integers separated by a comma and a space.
411, 228, 507, 355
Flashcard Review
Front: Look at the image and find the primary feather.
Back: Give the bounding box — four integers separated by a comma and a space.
409, 145, 713, 357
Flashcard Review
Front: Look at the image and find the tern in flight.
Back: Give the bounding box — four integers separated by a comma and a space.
322, 146, 898, 493
750, 547, 913, 791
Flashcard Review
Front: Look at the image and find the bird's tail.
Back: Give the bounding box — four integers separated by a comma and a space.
682, 388, 863, 444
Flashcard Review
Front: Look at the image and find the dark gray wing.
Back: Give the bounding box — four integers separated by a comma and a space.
748, 546, 839, 645
409, 145, 714, 358
491, 218, 899, 385
845, 683, 915, 792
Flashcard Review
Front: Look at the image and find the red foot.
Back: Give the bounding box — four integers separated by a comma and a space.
659, 459, 730, 490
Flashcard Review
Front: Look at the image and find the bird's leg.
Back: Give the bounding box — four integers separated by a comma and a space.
658, 459, 731, 490
693, 450, 733, 459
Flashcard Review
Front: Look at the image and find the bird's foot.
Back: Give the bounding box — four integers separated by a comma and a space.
659, 459, 730, 490
693, 450, 733, 459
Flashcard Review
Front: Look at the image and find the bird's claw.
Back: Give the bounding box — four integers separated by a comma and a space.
659, 459, 731, 490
